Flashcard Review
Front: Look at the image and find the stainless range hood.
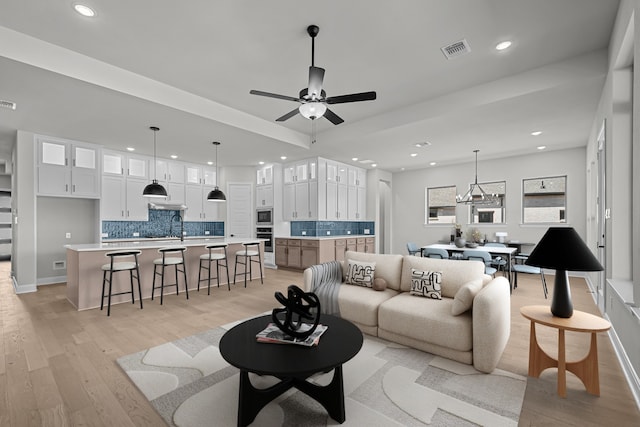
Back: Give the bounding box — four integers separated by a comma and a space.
147, 202, 188, 210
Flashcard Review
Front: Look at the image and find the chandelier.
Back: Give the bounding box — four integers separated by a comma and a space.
456, 150, 499, 205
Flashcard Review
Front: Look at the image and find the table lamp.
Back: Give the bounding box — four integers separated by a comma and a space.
526, 227, 603, 318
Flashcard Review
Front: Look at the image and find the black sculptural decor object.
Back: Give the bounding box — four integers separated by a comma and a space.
526, 227, 603, 318
272, 285, 321, 339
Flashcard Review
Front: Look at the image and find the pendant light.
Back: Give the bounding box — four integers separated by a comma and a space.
142, 126, 168, 198
456, 149, 498, 205
207, 141, 226, 202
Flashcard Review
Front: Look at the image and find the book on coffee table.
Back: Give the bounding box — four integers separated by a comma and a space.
256, 323, 328, 347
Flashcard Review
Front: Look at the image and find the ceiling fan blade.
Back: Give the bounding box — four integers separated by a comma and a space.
275, 108, 300, 122
326, 91, 377, 105
250, 90, 300, 102
323, 108, 344, 125
308, 66, 325, 100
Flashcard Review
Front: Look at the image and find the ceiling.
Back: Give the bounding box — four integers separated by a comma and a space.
0, 0, 619, 171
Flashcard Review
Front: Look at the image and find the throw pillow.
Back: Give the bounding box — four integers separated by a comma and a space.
345, 260, 376, 288
451, 279, 484, 315
410, 269, 442, 299
372, 277, 387, 291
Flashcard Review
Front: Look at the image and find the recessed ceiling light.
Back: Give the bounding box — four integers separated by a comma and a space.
430, 162, 437, 166
400, 167, 405, 171
537, 145, 546, 150
415, 141, 431, 148
280, 156, 287, 160
126, 147, 135, 152
258, 161, 265, 165
73, 4, 96, 17
371, 164, 377, 168
531, 131, 542, 136
410, 153, 418, 157
495, 40, 512, 51
352, 157, 358, 161
170, 155, 178, 159
207, 161, 213, 165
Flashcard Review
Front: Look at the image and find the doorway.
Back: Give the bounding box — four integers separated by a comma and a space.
378, 180, 391, 254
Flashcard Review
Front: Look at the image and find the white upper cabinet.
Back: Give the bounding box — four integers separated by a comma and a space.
37, 136, 100, 198
103, 151, 124, 175
203, 168, 217, 186
127, 155, 148, 179
256, 164, 273, 185
186, 164, 201, 185
284, 160, 316, 184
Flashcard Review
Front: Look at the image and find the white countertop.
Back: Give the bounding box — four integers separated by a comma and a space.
66, 237, 265, 252
275, 234, 375, 240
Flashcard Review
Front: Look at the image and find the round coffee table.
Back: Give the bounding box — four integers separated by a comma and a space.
219, 314, 363, 427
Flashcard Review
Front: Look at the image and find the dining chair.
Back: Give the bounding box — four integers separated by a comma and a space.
422, 248, 449, 259
484, 242, 509, 275
406, 242, 422, 256
462, 249, 497, 277
512, 254, 548, 298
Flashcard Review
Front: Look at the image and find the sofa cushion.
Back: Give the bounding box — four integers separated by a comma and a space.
378, 293, 472, 352
400, 256, 486, 298
338, 285, 398, 327
451, 278, 483, 315
410, 269, 442, 299
345, 259, 375, 287
344, 251, 404, 291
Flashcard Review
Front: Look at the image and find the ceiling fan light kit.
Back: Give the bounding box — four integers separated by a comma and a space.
250, 25, 376, 127
143, 126, 168, 198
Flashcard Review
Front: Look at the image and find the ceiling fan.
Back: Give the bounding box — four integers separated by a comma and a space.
250, 25, 376, 125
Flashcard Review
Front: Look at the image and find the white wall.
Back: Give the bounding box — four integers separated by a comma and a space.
13, 130, 37, 292
391, 147, 587, 256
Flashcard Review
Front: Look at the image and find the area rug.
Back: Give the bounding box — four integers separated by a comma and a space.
117, 318, 527, 426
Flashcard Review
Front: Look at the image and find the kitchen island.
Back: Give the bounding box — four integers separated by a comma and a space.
65, 237, 265, 311
274, 235, 375, 270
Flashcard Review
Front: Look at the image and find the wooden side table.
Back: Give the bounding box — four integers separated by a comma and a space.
520, 305, 611, 397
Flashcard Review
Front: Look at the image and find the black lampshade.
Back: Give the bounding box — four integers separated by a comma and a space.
207, 186, 226, 202
526, 227, 603, 271
142, 180, 168, 198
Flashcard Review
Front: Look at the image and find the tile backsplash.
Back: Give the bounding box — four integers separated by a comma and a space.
102, 209, 224, 239
290, 221, 374, 237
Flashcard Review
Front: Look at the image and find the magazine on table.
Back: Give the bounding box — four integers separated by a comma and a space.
256, 323, 328, 347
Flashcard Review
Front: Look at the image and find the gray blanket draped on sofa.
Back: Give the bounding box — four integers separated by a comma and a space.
309, 261, 342, 316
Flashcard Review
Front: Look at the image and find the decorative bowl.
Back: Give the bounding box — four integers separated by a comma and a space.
465, 242, 479, 248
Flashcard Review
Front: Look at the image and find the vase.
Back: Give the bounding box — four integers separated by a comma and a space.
454, 237, 466, 248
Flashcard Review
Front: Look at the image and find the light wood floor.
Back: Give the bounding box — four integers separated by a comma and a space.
1, 261, 638, 426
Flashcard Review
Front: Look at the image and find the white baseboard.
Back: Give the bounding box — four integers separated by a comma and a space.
37, 275, 67, 286
12, 275, 36, 294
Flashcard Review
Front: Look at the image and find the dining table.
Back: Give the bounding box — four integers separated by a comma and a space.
421, 243, 518, 286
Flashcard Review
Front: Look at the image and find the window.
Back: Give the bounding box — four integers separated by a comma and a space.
470, 181, 506, 224
426, 186, 457, 224
522, 176, 567, 223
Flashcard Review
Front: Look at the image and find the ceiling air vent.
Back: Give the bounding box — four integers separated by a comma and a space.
441, 39, 471, 59
0, 100, 16, 110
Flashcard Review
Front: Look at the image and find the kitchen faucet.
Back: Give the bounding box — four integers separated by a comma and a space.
170, 212, 184, 242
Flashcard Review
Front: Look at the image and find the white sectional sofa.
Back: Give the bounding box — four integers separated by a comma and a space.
302, 250, 511, 373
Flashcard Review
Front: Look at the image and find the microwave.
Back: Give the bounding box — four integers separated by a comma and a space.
256, 208, 273, 225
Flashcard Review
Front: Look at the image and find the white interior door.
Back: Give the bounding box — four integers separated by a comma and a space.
227, 182, 252, 238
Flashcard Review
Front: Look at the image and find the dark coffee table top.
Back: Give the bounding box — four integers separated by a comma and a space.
219, 314, 363, 378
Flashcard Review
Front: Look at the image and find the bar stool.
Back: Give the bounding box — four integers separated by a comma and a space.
198, 243, 230, 294
233, 242, 263, 287
101, 250, 143, 316
152, 246, 188, 305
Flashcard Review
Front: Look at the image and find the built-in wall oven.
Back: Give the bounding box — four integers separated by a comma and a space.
256, 208, 273, 225
256, 227, 273, 252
